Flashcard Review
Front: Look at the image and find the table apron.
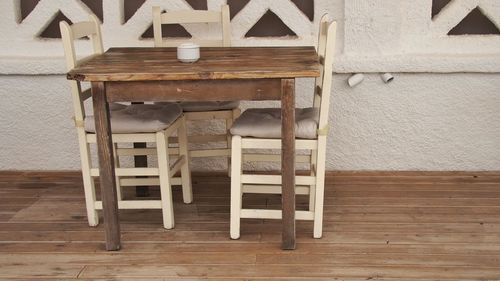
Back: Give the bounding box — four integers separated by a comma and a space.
105, 79, 283, 102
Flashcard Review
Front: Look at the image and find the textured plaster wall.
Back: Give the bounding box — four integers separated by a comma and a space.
0, 0, 499, 171
1, 73, 499, 171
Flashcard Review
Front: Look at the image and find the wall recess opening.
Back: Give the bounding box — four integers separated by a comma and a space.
124, 0, 207, 24
19, 0, 40, 22
38, 11, 72, 39
448, 7, 500, 35
431, 0, 452, 19
123, 0, 146, 23
291, 0, 314, 21
81, 0, 103, 22
184, 0, 208, 10
245, 10, 297, 38
227, 0, 250, 19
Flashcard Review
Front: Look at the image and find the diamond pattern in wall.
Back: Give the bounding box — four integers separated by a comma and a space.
431, 0, 500, 36
20, 0, 102, 38
17, 0, 315, 40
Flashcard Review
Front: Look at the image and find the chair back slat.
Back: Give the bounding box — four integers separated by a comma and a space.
157, 39, 223, 48
161, 10, 222, 24
71, 21, 96, 39
153, 5, 231, 47
60, 15, 104, 122
313, 15, 337, 131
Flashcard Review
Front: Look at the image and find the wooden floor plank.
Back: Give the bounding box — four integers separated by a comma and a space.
2, 221, 500, 234
0, 264, 84, 279
0, 171, 499, 280
0, 253, 256, 265
79, 264, 500, 279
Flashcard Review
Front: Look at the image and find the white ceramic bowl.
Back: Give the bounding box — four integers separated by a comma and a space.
177, 43, 200, 63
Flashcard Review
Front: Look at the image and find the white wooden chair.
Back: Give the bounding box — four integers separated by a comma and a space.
60, 15, 192, 229
229, 15, 337, 239
152, 5, 240, 170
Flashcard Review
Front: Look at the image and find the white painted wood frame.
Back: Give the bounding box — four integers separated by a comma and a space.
60, 15, 193, 229
229, 15, 337, 240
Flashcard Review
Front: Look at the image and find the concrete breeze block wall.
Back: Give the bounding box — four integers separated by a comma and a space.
0, 0, 499, 171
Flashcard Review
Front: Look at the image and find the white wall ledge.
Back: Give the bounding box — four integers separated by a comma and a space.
334, 54, 500, 73
2, 54, 500, 76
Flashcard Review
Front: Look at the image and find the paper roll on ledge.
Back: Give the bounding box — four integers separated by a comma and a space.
381, 73, 394, 83
347, 73, 365, 87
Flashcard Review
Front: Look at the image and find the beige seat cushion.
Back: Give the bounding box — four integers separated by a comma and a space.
85, 103, 182, 133
179, 101, 240, 112
230, 107, 319, 139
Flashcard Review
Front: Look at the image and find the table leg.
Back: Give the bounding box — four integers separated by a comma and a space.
91, 82, 121, 251
281, 79, 296, 250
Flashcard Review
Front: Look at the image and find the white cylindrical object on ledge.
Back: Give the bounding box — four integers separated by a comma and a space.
177, 43, 200, 63
348, 73, 365, 87
381, 73, 394, 83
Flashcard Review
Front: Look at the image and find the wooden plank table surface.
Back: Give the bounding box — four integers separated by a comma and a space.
68, 46, 320, 250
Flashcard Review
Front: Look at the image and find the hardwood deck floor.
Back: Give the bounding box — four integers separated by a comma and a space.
0, 171, 499, 280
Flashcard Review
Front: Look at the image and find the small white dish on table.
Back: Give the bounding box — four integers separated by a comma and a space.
177, 43, 200, 63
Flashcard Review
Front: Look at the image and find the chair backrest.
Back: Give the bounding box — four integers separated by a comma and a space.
313, 15, 337, 133
59, 15, 103, 122
152, 5, 231, 47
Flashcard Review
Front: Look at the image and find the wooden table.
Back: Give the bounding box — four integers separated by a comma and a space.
67, 47, 320, 250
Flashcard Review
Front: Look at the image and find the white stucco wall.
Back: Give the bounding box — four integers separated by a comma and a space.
1, 0, 499, 171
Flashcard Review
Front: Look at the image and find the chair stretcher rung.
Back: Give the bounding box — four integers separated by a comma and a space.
242, 154, 311, 163
240, 209, 314, 220
240, 174, 315, 185
120, 177, 181, 186
94, 200, 162, 210
169, 155, 186, 178
90, 168, 159, 177
242, 184, 311, 195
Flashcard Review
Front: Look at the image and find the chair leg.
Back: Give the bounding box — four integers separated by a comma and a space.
225, 117, 233, 177
178, 116, 193, 204
309, 184, 316, 212
309, 149, 317, 211
226, 108, 241, 177
313, 138, 327, 239
156, 131, 175, 229
230, 135, 242, 239
112, 143, 123, 201
80, 135, 98, 226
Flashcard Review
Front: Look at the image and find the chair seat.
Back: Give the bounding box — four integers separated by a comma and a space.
85, 103, 182, 133
179, 101, 240, 112
230, 107, 319, 139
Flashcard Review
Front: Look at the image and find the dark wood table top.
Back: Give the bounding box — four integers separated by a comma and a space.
67, 47, 320, 82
